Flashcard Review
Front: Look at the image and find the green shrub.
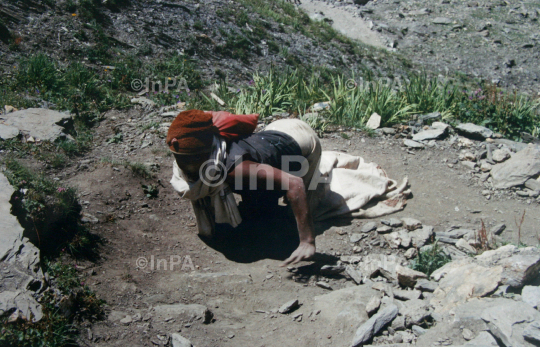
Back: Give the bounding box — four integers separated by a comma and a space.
453, 86, 540, 140
16, 54, 62, 93
3, 158, 81, 253
410, 242, 451, 276
403, 74, 459, 118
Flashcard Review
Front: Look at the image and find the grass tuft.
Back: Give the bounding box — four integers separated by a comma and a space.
410, 242, 451, 276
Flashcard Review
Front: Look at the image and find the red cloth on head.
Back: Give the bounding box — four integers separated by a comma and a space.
205, 111, 259, 140
166, 110, 217, 154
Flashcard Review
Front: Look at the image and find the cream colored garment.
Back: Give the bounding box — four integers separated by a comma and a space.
265, 119, 409, 220
312, 151, 410, 221
170, 136, 241, 237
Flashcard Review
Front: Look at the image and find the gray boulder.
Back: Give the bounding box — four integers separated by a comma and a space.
456, 123, 494, 140
430, 245, 540, 313
0, 124, 20, 140
0, 173, 25, 260
361, 222, 378, 233
412, 128, 447, 142
418, 298, 540, 347
0, 173, 44, 322
476, 245, 540, 288
522, 286, 540, 309
491, 145, 540, 188
314, 284, 379, 343
493, 138, 529, 152
523, 321, 540, 344
278, 299, 299, 314
404, 139, 425, 149
400, 299, 432, 327
410, 226, 434, 248
481, 299, 540, 346
0, 108, 73, 141
171, 333, 193, 347
396, 265, 427, 288
351, 305, 399, 347
414, 279, 438, 292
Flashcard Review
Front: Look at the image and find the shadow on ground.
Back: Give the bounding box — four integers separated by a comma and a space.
202, 199, 350, 264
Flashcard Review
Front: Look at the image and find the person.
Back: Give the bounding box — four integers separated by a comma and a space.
167, 109, 322, 266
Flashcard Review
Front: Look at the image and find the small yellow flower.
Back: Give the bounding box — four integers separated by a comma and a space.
72, 13, 77, 16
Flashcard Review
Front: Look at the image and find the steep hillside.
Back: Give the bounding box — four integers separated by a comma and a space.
0, 0, 410, 84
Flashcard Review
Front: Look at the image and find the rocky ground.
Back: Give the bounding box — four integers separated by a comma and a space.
2, 105, 540, 347
300, 0, 540, 94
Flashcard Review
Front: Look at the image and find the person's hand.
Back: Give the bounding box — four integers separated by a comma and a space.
281, 241, 316, 267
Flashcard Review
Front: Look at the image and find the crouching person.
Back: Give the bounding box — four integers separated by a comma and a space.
167, 110, 322, 266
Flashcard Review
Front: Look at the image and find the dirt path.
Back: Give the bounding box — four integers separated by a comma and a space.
298, 0, 386, 49
59, 110, 539, 346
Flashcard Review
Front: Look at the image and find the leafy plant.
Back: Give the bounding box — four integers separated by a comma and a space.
410, 241, 451, 276
142, 184, 159, 198
107, 133, 123, 144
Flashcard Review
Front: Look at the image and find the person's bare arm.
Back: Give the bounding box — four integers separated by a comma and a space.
226, 160, 315, 266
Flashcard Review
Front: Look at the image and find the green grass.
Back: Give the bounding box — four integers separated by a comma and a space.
2, 158, 100, 258
204, 68, 540, 138
410, 242, 452, 276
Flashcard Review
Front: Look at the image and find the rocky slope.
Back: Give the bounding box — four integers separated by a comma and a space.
0, 0, 409, 85
303, 0, 540, 94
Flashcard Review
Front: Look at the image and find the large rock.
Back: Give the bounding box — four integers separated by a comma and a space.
430, 245, 540, 312
430, 258, 503, 312
351, 305, 399, 347
366, 113, 381, 129
522, 286, 540, 309
0, 108, 73, 141
366, 295, 381, 316
0, 173, 25, 260
410, 226, 434, 248
396, 265, 427, 288
456, 123, 494, 140
0, 173, 43, 322
404, 139, 425, 149
400, 299, 432, 327
493, 138, 529, 153
313, 284, 378, 341
278, 299, 299, 314
417, 298, 540, 347
523, 321, 540, 344
490, 145, 540, 188
0, 124, 20, 140
171, 333, 193, 347
481, 299, 540, 346
0, 291, 43, 322
475, 245, 540, 288
412, 128, 447, 142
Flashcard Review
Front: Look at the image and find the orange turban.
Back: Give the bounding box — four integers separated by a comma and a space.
166, 110, 217, 154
